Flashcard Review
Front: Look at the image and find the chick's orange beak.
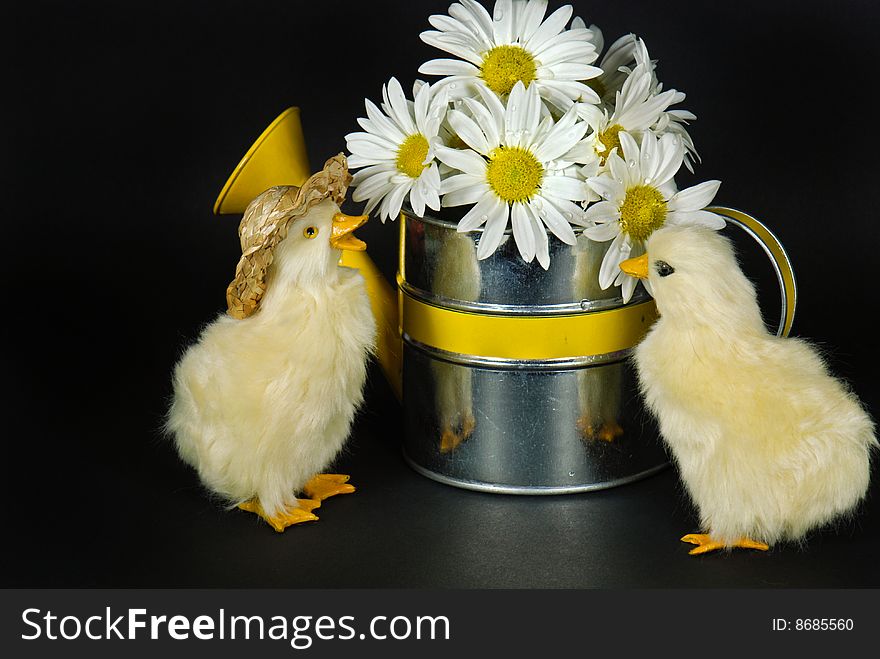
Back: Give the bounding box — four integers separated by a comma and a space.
330, 212, 368, 251
619, 253, 649, 279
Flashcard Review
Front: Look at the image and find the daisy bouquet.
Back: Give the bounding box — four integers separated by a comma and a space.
346, 0, 725, 302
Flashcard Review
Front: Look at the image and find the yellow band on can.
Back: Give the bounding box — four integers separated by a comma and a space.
400, 290, 658, 362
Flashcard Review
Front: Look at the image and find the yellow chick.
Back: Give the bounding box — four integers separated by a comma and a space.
167, 155, 376, 532
620, 226, 877, 554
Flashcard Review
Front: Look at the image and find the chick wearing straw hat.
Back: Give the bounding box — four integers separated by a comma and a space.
167, 154, 376, 532
620, 226, 876, 554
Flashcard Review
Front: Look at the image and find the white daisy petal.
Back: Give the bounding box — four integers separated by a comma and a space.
352, 172, 395, 200
524, 203, 550, 269
667, 209, 726, 230
534, 196, 577, 244
435, 146, 487, 177
505, 81, 541, 146
544, 196, 589, 226
442, 181, 490, 207
419, 31, 483, 65
414, 82, 430, 136
493, 0, 514, 44
639, 130, 658, 179
608, 149, 633, 189
511, 202, 536, 262
351, 163, 395, 186
441, 172, 483, 195
525, 4, 573, 52
362, 190, 387, 217
425, 86, 449, 137
617, 131, 642, 182
379, 180, 411, 222
477, 201, 510, 259
533, 82, 578, 113
409, 180, 426, 217
457, 0, 495, 43
621, 272, 638, 303
448, 109, 490, 154
346, 131, 398, 152
583, 221, 620, 242
385, 77, 416, 135
598, 232, 626, 289
420, 167, 442, 211
347, 154, 386, 169
587, 176, 625, 202
346, 138, 396, 161
457, 193, 499, 232
545, 63, 604, 82
563, 138, 599, 166
428, 14, 472, 36
462, 97, 501, 149
536, 41, 599, 66
418, 58, 481, 77
667, 180, 721, 212
575, 102, 605, 129
352, 180, 393, 205
518, 0, 548, 43
364, 99, 407, 143
650, 133, 684, 187
533, 109, 588, 161
583, 199, 621, 223
541, 175, 590, 202
616, 89, 677, 131
474, 83, 507, 135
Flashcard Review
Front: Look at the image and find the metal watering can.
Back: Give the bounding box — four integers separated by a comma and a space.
214, 107, 797, 494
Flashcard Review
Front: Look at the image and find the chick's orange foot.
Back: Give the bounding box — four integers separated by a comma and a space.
681, 533, 770, 555
238, 498, 320, 532
303, 474, 356, 501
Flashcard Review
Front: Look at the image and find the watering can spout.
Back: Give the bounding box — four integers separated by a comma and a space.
212, 107, 403, 400
339, 251, 403, 400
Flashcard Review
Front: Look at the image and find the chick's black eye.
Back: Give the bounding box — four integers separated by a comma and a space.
655, 260, 675, 277
303, 226, 318, 239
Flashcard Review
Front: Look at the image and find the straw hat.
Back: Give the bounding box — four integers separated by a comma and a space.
225, 154, 352, 319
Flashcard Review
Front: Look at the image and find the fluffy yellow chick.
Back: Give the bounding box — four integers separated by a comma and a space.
620, 226, 877, 554
167, 155, 376, 532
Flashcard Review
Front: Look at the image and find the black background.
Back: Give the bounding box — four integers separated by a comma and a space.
4, 0, 880, 588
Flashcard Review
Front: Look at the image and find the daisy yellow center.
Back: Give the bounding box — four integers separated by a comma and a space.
480, 45, 537, 96
396, 133, 430, 178
619, 185, 668, 241
597, 123, 624, 164
486, 146, 544, 203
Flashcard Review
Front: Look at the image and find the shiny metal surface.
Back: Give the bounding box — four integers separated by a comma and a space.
402, 343, 668, 493
400, 209, 651, 314
399, 208, 667, 494
403, 334, 632, 369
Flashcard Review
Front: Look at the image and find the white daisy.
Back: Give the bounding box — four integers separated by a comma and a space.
626, 39, 701, 172
435, 81, 592, 269
418, 0, 602, 112
582, 130, 724, 302
575, 44, 681, 168
345, 78, 449, 221
571, 17, 638, 109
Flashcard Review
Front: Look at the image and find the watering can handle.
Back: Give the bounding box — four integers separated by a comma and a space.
706, 206, 797, 337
